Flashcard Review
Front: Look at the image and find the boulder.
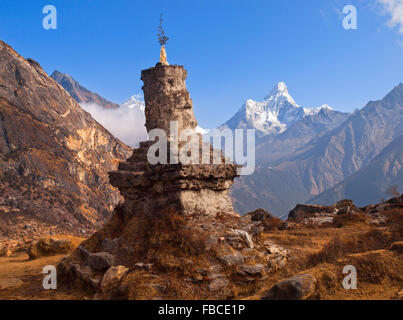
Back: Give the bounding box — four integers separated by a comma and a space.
101, 265, 129, 292
218, 252, 245, 267
226, 229, 254, 249
58, 259, 101, 290
0, 248, 12, 257
26, 237, 74, 259
101, 239, 120, 253
288, 204, 333, 222
88, 252, 115, 271
245, 208, 271, 221
261, 274, 318, 300
77, 245, 90, 260
240, 264, 265, 276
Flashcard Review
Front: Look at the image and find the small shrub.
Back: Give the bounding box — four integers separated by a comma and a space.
131, 208, 208, 261
332, 213, 368, 228
263, 216, 286, 231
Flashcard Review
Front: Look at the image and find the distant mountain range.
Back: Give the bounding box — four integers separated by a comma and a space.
228, 82, 403, 217
310, 134, 403, 206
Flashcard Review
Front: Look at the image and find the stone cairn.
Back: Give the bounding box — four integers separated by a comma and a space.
58, 59, 290, 300
109, 63, 239, 217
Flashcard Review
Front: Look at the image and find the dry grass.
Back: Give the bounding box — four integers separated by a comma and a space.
262, 216, 285, 231
1, 202, 401, 300
332, 213, 368, 228
137, 209, 208, 258
254, 205, 403, 300
305, 226, 401, 268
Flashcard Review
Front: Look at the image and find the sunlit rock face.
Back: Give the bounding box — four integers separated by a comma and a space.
0, 40, 131, 240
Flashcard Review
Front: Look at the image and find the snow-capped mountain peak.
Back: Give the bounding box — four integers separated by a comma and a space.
242, 82, 303, 134
121, 94, 145, 111
303, 104, 333, 116
263, 82, 298, 107
266, 81, 290, 98
319, 104, 333, 110
219, 82, 336, 136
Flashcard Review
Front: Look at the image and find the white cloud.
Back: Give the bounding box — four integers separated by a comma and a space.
378, 0, 403, 34
80, 102, 147, 148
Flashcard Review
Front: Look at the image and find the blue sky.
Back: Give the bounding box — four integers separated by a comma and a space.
1, 0, 403, 128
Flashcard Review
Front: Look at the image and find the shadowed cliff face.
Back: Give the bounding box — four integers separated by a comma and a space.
0, 40, 132, 240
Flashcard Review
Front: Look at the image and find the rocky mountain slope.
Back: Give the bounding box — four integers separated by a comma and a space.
230, 106, 347, 217
255, 106, 349, 165
311, 134, 403, 206
51, 71, 120, 109
230, 83, 403, 216
0, 40, 132, 242
52, 71, 148, 148
284, 83, 403, 195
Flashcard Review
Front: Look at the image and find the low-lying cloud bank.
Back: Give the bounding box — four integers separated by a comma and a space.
80, 102, 147, 148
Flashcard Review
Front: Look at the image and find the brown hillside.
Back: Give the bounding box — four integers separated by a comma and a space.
0, 40, 132, 245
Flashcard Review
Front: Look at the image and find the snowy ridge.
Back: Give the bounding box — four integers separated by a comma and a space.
221, 82, 333, 136
121, 94, 145, 111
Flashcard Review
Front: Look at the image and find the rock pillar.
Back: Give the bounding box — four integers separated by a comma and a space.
109, 64, 239, 216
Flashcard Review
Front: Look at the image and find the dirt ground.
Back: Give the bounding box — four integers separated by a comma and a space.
0, 220, 401, 300
0, 235, 86, 300
0, 253, 87, 300
251, 222, 402, 300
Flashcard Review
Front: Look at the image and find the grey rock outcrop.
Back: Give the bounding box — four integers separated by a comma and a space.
262, 274, 319, 300
88, 252, 115, 271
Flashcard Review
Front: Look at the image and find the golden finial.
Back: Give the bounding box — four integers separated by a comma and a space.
157, 14, 169, 65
